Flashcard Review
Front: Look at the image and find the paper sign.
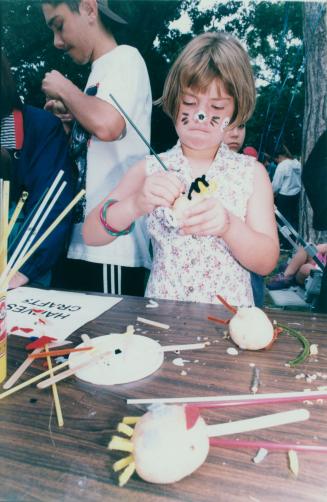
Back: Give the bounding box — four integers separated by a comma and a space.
6, 287, 122, 341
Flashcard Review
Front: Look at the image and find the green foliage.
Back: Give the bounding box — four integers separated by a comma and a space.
1, 0, 305, 155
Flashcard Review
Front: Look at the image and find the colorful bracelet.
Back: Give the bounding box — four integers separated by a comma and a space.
99, 199, 135, 237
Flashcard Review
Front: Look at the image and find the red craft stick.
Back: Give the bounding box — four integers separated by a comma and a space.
25, 336, 57, 350
208, 315, 230, 325
28, 346, 94, 360
216, 295, 237, 314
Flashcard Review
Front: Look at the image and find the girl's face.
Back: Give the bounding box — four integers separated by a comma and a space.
175, 80, 235, 152
223, 124, 246, 153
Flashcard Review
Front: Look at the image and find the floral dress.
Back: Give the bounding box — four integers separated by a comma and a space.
145, 142, 256, 306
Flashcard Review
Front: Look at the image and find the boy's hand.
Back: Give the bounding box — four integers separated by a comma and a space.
179, 197, 230, 237
133, 172, 183, 216
42, 70, 70, 100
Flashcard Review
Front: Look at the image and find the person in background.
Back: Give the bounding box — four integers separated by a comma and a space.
83, 32, 279, 306
40, 0, 152, 295
0, 51, 74, 289
224, 124, 265, 307
267, 244, 327, 290
302, 130, 327, 313
272, 145, 301, 247
243, 146, 258, 159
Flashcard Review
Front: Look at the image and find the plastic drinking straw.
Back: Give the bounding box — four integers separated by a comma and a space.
210, 438, 327, 452
127, 389, 327, 406
109, 94, 169, 172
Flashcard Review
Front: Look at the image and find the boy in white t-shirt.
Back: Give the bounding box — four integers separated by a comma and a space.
41, 0, 152, 295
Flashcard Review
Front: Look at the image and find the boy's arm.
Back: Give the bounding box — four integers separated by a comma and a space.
42, 70, 125, 141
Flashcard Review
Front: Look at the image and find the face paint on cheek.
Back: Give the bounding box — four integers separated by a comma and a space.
181, 113, 189, 125
220, 117, 230, 132
210, 116, 221, 127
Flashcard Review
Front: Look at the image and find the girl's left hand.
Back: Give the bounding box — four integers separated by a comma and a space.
179, 197, 230, 237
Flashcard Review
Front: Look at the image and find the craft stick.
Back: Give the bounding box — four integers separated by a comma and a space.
161, 343, 207, 352
7, 191, 28, 237
216, 294, 237, 313
0, 170, 64, 285
109, 94, 168, 172
137, 317, 170, 330
0, 360, 70, 400
28, 346, 94, 360
2, 340, 73, 390
127, 389, 327, 406
208, 315, 229, 325
206, 408, 310, 437
209, 438, 327, 452
37, 349, 112, 389
3, 189, 85, 289
45, 344, 64, 427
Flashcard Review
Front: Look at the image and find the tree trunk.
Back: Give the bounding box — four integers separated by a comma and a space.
300, 2, 327, 243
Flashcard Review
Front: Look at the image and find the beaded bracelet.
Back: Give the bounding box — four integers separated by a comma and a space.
99, 199, 135, 237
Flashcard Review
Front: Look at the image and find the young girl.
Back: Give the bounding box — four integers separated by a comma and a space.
83, 32, 279, 306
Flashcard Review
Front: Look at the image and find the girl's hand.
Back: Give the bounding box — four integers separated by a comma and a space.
133, 172, 184, 216
179, 197, 230, 237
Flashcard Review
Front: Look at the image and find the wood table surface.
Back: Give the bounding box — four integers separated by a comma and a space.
1, 295, 327, 502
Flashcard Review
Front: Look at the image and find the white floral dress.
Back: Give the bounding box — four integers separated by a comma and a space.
145, 142, 256, 306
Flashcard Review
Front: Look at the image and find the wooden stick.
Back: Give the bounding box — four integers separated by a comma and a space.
0, 171, 64, 285
0, 360, 70, 400
37, 349, 112, 389
2, 340, 73, 389
161, 343, 207, 352
45, 344, 64, 427
137, 317, 170, 330
28, 346, 94, 360
7, 191, 28, 236
216, 295, 237, 314
127, 389, 327, 406
2, 189, 85, 289
206, 408, 309, 437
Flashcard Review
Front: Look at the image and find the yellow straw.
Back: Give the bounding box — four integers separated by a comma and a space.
45, 344, 64, 427
1, 189, 85, 289
7, 191, 28, 237
0, 359, 70, 400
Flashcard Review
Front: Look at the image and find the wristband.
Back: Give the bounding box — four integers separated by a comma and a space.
99, 199, 135, 237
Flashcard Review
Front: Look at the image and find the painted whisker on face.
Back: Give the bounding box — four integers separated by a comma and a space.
181, 114, 189, 125
210, 116, 220, 127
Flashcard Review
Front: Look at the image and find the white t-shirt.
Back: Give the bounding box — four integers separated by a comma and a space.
68, 45, 152, 269
272, 158, 301, 196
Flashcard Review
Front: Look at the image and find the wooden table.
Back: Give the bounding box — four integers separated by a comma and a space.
1, 295, 327, 501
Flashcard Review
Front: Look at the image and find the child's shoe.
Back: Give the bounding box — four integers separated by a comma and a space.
267, 273, 296, 290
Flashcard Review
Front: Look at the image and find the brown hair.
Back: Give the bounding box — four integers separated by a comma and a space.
40, 0, 80, 11
1, 51, 23, 119
159, 32, 256, 126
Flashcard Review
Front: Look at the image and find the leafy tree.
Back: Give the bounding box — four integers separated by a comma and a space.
300, 1, 327, 243
1, 0, 305, 156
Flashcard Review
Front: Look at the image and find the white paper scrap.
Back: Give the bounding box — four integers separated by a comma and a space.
6, 286, 122, 340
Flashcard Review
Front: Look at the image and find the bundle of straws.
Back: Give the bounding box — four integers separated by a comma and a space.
0, 171, 85, 388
